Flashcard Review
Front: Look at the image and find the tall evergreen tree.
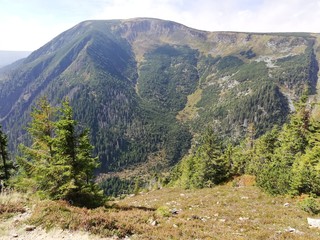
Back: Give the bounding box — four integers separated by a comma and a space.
195, 128, 230, 186
172, 128, 230, 188
17, 97, 104, 207
0, 125, 13, 181
55, 100, 102, 206
17, 97, 58, 196
291, 117, 320, 195
252, 94, 314, 195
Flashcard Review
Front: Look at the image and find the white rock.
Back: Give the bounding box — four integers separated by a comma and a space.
307, 217, 320, 228
285, 227, 304, 235
286, 227, 296, 232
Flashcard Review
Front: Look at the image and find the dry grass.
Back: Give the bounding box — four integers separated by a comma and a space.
0, 191, 28, 217
116, 181, 320, 239
2, 180, 320, 239
0, 191, 31, 238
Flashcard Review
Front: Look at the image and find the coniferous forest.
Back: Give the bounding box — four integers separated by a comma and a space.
1, 18, 320, 208
171, 93, 320, 198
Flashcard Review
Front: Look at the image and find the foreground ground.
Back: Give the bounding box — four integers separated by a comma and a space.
1, 177, 320, 239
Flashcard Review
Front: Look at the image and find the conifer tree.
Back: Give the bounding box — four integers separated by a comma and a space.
196, 128, 229, 186
55, 100, 102, 206
254, 94, 312, 195
17, 97, 58, 196
176, 128, 230, 188
0, 125, 14, 181
291, 117, 320, 195
18, 97, 104, 207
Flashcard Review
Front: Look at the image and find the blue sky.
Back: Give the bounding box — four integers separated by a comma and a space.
1, 0, 320, 51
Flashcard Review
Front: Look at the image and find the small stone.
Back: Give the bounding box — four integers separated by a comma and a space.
219, 218, 226, 222
151, 220, 158, 226
12, 233, 18, 238
286, 227, 296, 232
285, 227, 304, 235
173, 224, 178, 228
284, 203, 290, 207
25, 225, 36, 231
239, 217, 249, 221
285, 226, 303, 234
171, 208, 179, 214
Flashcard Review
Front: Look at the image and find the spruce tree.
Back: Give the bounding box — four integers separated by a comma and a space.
253, 95, 312, 195
291, 117, 320, 195
0, 125, 13, 181
17, 97, 59, 196
179, 128, 230, 188
55, 100, 102, 206
18, 97, 104, 207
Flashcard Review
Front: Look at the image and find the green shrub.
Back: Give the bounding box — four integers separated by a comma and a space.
299, 196, 320, 215
156, 206, 171, 217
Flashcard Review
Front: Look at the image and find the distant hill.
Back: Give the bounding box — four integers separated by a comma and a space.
0, 18, 318, 178
0, 51, 31, 68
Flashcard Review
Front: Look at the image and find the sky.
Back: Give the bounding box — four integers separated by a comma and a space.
1, 0, 320, 51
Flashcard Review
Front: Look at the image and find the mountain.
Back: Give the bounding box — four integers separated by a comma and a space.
0, 18, 319, 179
0, 50, 31, 68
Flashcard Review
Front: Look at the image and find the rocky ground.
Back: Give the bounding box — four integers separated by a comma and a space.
0, 192, 118, 240
2, 177, 320, 239
0, 208, 116, 240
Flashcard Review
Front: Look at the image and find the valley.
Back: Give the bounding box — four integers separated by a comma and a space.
2, 17, 320, 239
0, 19, 318, 181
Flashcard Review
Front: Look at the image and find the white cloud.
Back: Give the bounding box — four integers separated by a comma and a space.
93, 0, 320, 32
1, 0, 320, 50
0, 15, 73, 51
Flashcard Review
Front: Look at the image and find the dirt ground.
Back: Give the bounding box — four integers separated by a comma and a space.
0, 209, 118, 240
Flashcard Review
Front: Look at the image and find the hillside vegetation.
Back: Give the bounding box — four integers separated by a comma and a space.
0, 18, 320, 196
1, 181, 320, 239
2, 18, 320, 238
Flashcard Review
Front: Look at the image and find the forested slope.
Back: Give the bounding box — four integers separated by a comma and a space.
0, 18, 319, 181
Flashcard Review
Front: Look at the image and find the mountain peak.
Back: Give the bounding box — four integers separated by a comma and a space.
0, 18, 319, 177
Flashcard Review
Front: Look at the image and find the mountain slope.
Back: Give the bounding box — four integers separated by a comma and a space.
0, 18, 318, 178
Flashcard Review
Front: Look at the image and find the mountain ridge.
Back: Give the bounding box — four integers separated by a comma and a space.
0, 18, 319, 179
